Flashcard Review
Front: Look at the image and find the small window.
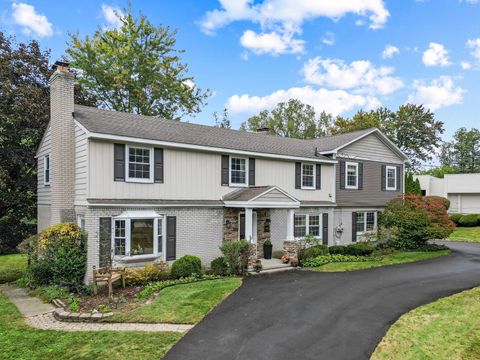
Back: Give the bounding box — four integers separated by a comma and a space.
157, 218, 163, 253
301, 163, 315, 189
126, 146, 153, 182
386, 166, 397, 190
309, 215, 320, 236
44, 154, 50, 185
345, 162, 358, 189
114, 220, 126, 256
230, 157, 247, 186
294, 215, 307, 238
356, 211, 377, 234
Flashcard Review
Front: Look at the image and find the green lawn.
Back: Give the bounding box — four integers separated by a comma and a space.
305, 251, 450, 272
448, 227, 480, 242
0, 254, 27, 284
372, 287, 480, 360
0, 291, 182, 360
108, 278, 242, 324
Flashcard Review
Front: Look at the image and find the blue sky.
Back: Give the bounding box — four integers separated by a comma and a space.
1, 0, 479, 141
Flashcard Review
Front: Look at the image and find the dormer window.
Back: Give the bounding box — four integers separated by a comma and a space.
126, 145, 153, 183
44, 154, 50, 185
230, 157, 248, 186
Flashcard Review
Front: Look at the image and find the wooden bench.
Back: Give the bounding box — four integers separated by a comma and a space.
92, 265, 126, 298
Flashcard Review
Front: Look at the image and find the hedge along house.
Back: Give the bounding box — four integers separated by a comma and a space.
36, 63, 408, 281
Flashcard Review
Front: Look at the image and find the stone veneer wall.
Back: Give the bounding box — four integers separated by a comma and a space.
283, 240, 301, 263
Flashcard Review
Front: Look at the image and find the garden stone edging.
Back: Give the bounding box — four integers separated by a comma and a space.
52, 299, 113, 322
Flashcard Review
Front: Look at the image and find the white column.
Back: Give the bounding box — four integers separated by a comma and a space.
286, 209, 295, 241
245, 208, 254, 243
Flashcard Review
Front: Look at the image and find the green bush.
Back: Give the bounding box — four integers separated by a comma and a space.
303, 254, 378, 267
125, 263, 170, 286
210, 257, 229, 276
458, 214, 480, 227
171, 255, 202, 279
448, 213, 463, 225
415, 243, 450, 252
329, 245, 346, 255
219, 240, 250, 275
31, 285, 69, 303
298, 245, 329, 263
345, 242, 375, 256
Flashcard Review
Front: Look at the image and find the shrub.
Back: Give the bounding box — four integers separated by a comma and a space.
298, 245, 329, 263
458, 214, 480, 227
329, 245, 346, 255
210, 257, 229, 276
345, 242, 375, 256
125, 263, 170, 286
301, 233, 321, 248
448, 213, 463, 225
302, 254, 378, 267
31, 285, 69, 303
381, 194, 455, 249
376, 226, 400, 249
415, 243, 450, 252
425, 196, 450, 210
219, 239, 250, 275
171, 255, 202, 279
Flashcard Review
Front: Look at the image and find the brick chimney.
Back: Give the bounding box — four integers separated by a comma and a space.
49, 61, 76, 224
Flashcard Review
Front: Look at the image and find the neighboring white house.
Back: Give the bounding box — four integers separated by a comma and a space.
414, 174, 480, 214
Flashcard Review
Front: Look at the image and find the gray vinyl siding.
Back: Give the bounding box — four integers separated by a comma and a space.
37, 125, 51, 205
75, 124, 88, 205
339, 133, 403, 164
336, 158, 403, 206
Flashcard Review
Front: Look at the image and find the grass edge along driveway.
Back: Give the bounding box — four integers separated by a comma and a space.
448, 227, 480, 243
372, 286, 480, 360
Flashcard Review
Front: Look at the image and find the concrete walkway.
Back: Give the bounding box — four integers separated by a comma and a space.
1, 285, 192, 333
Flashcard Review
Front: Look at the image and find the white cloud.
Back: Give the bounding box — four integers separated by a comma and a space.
461, 61, 472, 70
466, 38, 480, 63
382, 44, 399, 59
11, 2, 53, 37
302, 57, 403, 95
227, 86, 381, 117
102, 4, 124, 29
322, 31, 335, 46
422, 42, 451, 67
240, 29, 305, 55
408, 76, 465, 111
200, 0, 389, 54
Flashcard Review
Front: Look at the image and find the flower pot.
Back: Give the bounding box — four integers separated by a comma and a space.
263, 243, 273, 259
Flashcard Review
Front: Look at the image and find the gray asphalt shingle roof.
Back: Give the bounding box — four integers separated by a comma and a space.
73, 105, 383, 160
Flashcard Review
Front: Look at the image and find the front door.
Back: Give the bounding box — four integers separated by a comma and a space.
239, 212, 257, 243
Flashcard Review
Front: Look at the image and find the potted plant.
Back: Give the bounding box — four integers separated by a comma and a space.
263, 239, 273, 259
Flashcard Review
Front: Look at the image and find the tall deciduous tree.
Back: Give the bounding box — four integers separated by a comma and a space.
440, 127, 480, 173
213, 108, 231, 129
67, 7, 209, 120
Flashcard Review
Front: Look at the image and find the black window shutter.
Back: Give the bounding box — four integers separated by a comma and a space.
249, 158, 255, 186
358, 162, 364, 190
340, 161, 346, 189
99, 217, 112, 267
295, 162, 301, 189
316, 164, 321, 190
166, 216, 177, 261
114, 144, 125, 181
381, 165, 386, 191
221, 155, 229, 186
154, 148, 164, 183
396, 165, 401, 191
352, 212, 357, 242
322, 213, 328, 245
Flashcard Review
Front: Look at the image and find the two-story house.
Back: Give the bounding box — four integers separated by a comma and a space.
36, 64, 407, 280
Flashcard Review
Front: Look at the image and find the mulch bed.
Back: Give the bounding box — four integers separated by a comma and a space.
77, 285, 143, 312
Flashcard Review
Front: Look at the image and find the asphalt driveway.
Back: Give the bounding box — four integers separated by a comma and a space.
165, 242, 480, 360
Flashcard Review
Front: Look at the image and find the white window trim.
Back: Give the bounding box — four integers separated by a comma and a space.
43, 154, 50, 186
385, 166, 397, 191
356, 211, 377, 235
112, 216, 165, 260
294, 213, 322, 240
229, 156, 249, 187
125, 145, 154, 183
345, 162, 359, 190
301, 163, 316, 190
76, 215, 85, 230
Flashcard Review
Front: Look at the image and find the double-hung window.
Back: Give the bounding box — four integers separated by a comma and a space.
113, 216, 165, 258
386, 166, 397, 190
126, 145, 153, 183
44, 154, 50, 185
230, 157, 248, 186
301, 163, 315, 189
345, 162, 358, 189
356, 211, 377, 234
294, 214, 321, 239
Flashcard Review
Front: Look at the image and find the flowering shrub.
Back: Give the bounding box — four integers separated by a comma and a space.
381, 194, 455, 249
38, 222, 82, 250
